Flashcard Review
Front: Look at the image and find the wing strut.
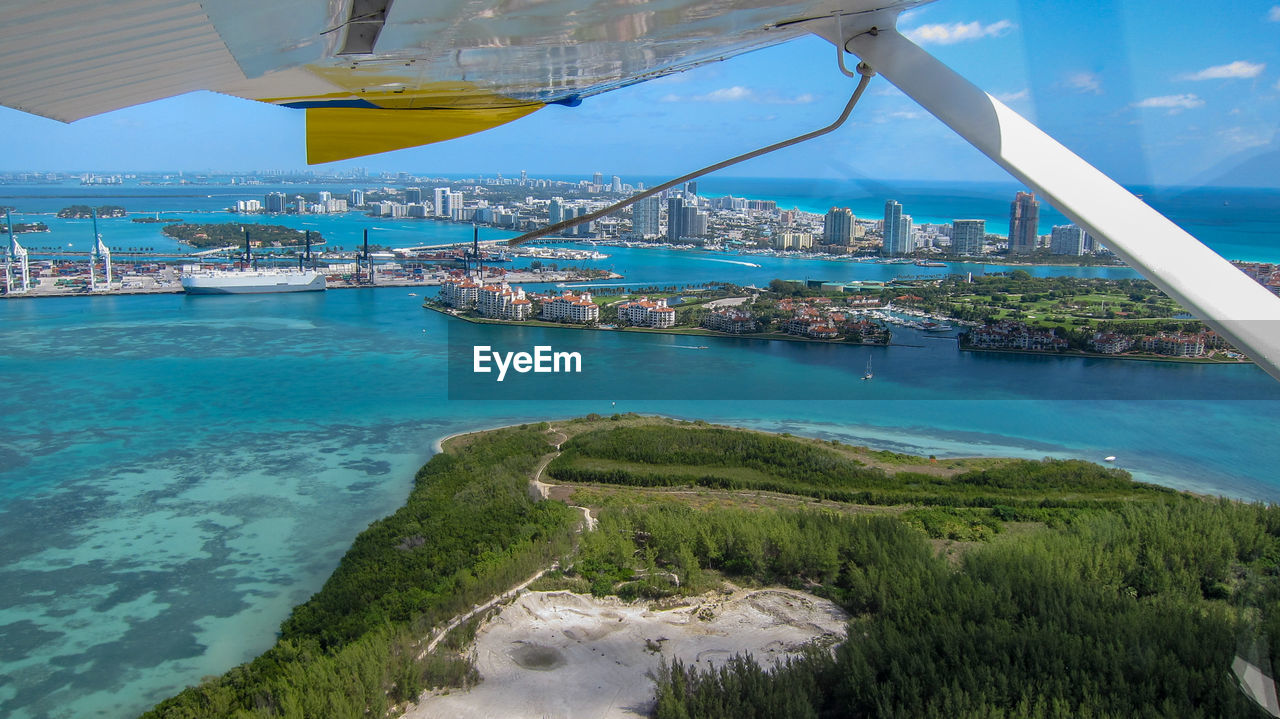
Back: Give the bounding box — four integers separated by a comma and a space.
507, 64, 875, 246
846, 27, 1280, 382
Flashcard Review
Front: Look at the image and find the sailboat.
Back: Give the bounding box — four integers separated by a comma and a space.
862, 356, 873, 381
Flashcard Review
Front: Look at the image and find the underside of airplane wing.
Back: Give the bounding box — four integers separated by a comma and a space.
0, 0, 928, 162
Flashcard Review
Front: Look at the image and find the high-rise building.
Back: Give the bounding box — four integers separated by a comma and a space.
433, 188, 452, 217
684, 181, 698, 196
1008, 191, 1040, 255
667, 197, 687, 241
611, 176, 622, 193
632, 196, 661, 238
264, 192, 287, 213
548, 197, 564, 225
294, 195, 307, 214
1050, 224, 1086, 255
592, 172, 603, 186
951, 219, 986, 256
348, 189, 364, 207
447, 191, 463, 220
823, 207, 854, 245
520, 169, 527, 183
882, 200, 908, 255
405, 187, 423, 204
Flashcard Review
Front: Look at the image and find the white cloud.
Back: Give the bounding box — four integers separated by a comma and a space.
1179, 60, 1265, 80
660, 86, 815, 104
1220, 126, 1274, 150
1269, 5, 1280, 21
1132, 94, 1205, 112
994, 89, 1029, 103
1065, 72, 1101, 94
904, 20, 1014, 45
696, 86, 753, 102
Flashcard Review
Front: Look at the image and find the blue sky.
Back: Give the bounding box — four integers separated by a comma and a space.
1, 0, 1278, 187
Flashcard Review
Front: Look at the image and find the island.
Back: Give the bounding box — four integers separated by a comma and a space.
162, 222, 326, 248
4, 221, 49, 234
56, 204, 126, 218
425, 277, 892, 345
142, 415, 1280, 719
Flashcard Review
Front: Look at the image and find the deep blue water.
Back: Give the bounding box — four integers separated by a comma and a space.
1, 181, 1279, 719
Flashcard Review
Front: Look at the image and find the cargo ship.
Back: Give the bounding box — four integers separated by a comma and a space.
181, 268, 326, 294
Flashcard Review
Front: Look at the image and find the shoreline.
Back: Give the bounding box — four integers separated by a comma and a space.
960, 344, 1254, 366
423, 302, 891, 347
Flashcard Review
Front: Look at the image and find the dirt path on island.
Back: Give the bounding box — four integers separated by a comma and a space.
421, 427, 591, 659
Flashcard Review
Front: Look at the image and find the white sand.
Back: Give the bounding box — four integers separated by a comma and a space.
405, 588, 847, 719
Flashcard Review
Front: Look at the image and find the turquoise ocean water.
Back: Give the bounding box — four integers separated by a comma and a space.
1, 181, 1279, 718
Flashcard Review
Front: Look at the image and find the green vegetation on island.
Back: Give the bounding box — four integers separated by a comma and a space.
57, 204, 126, 218
141, 425, 579, 719
5, 221, 49, 234
162, 222, 326, 248
143, 415, 1280, 719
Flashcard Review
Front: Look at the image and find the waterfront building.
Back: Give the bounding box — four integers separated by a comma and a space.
348, 189, 364, 207
540, 291, 600, 323
548, 197, 565, 225
882, 200, 914, 255
564, 205, 593, 237
592, 172, 603, 187
1008, 191, 1040, 255
407, 203, 430, 218
703, 308, 757, 333
685, 181, 698, 196
611, 176, 622, 193
318, 191, 332, 202
234, 199, 262, 212
951, 219, 986, 256
405, 187, 423, 204
438, 276, 480, 308
616, 296, 677, 328
433, 187, 454, 218
632, 196, 662, 238
477, 282, 532, 320
667, 197, 689, 240
772, 232, 813, 251
966, 320, 1067, 351
264, 192, 287, 213
1050, 224, 1087, 255
1139, 332, 1206, 357
747, 199, 777, 212
294, 195, 307, 214
1090, 332, 1133, 354
824, 207, 854, 245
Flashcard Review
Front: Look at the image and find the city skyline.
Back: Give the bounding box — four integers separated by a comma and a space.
0, 1, 1277, 188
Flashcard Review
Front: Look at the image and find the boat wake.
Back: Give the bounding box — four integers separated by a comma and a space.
694, 257, 762, 268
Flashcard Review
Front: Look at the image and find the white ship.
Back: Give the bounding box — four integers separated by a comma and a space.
181, 268, 326, 294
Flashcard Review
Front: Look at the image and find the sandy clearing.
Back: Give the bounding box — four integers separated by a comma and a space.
405, 588, 847, 719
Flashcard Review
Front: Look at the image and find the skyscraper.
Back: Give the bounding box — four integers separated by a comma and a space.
264, 192, 286, 213
1008, 191, 1040, 255
1050, 224, 1086, 255
882, 200, 903, 255
685, 181, 698, 196
433, 187, 452, 217
667, 197, 687, 241
823, 208, 854, 245
548, 197, 564, 225
951, 219, 986, 256
405, 187, 423, 204
611, 176, 622, 193
348, 189, 364, 207
632, 196, 661, 238
592, 172, 603, 186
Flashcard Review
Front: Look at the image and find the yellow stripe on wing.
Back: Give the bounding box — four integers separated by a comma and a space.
305, 104, 543, 164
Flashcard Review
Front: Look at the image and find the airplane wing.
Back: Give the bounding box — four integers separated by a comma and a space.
0, 0, 928, 163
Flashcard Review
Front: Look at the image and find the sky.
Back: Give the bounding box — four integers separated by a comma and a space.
1, 0, 1278, 187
